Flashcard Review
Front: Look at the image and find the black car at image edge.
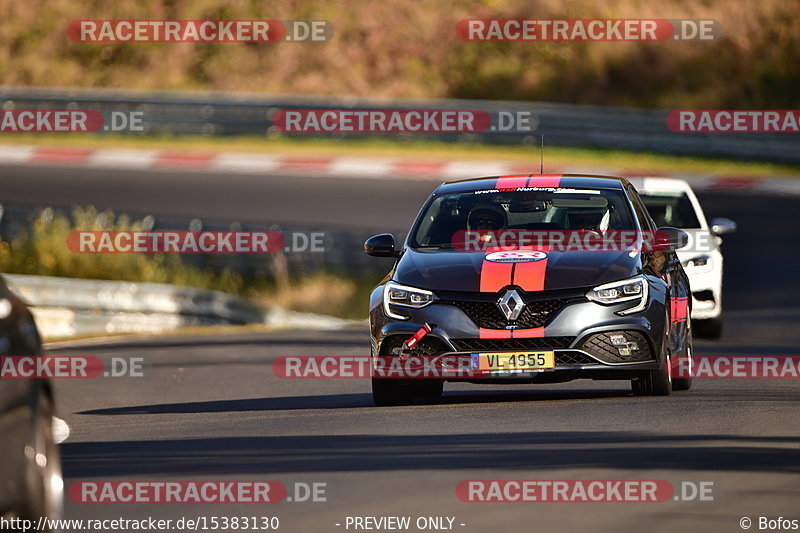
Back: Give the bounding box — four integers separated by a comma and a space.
365, 174, 694, 406
0, 274, 63, 529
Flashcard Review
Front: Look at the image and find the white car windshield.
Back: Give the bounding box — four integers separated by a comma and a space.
639, 192, 702, 228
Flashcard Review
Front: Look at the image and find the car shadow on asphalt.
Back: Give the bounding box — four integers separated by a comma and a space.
51, 332, 368, 353
60, 431, 800, 478
76, 388, 633, 415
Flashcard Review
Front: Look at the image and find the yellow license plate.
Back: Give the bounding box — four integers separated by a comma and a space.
473, 351, 555, 372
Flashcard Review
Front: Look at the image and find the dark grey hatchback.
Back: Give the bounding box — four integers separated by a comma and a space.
365, 174, 694, 405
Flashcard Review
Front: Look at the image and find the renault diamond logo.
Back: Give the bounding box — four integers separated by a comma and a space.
497, 289, 525, 321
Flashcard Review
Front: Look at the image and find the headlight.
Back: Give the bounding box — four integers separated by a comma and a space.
383, 282, 436, 320
682, 255, 712, 272
0, 298, 12, 320
586, 275, 649, 315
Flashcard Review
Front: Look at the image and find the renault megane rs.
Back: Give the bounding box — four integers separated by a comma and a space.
365, 174, 694, 405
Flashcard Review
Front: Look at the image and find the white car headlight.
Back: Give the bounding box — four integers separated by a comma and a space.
383, 282, 436, 320
0, 298, 12, 320
682, 255, 713, 272
586, 275, 649, 315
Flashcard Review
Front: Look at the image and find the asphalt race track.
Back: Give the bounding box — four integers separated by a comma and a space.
5, 164, 799, 532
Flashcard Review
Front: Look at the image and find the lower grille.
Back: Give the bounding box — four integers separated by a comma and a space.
449, 337, 575, 352
555, 352, 600, 366
379, 335, 603, 368
579, 331, 653, 363
379, 335, 451, 356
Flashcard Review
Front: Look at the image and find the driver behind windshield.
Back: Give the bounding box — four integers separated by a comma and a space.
467, 204, 506, 231
567, 207, 607, 231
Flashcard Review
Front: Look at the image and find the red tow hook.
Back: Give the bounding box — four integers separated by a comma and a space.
403, 323, 434, 350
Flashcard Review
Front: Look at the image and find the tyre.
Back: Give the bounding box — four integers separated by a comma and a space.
693, 317, 723, 340
372, 378, 413, 406
672, 319, 694, 391
631, 366, 672, 396
632, 335, 672, 396
414, 380, 444, 401
19, 391, 63, 530
372, 379, 443, 406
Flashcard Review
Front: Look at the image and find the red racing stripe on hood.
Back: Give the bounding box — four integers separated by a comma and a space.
479, 248, 514, 293
479, 261, 513, 293
478, 247, 513, 339
509, 246, 550, 338
476, 179, 560, 340
511, 245, 550, 292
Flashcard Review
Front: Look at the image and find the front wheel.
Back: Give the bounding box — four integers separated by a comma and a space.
631, 366, 672, 396
672, 318, 694, 391
20, 391, 63, 530
632, 338, 672, 396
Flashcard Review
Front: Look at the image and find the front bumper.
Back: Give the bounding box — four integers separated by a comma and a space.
679, 248, 723, 320
684, 255, 723, 320
369, 282, 669, 383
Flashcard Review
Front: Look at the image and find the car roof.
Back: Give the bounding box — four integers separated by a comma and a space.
436, 173, 630, 194
627, 176, 693, 193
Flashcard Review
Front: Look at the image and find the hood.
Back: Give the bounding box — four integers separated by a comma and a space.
394, 248, 641, 293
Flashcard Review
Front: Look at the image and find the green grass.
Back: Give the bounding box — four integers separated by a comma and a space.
2, 133, 799, 177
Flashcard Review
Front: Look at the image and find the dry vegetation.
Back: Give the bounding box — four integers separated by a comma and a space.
0, 0, 797, 108
0, 207, 375, 318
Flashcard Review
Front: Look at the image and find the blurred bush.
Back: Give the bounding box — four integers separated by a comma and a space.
0, 206, 243, 292
0, 0, 797, 108
0, 206, 375, 318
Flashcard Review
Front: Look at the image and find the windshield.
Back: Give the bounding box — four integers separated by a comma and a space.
639, 192, 702, 229
411, 188, 635, 248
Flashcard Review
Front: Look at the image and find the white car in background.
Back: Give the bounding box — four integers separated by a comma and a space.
629, 177, 736, 339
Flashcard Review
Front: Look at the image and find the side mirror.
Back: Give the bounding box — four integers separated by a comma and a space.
655, 226, 689, 251
365, 233, 400, 257
710, 217, 737, 236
